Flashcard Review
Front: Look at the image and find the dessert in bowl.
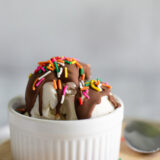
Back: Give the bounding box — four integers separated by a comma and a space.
8, 56, 124, 160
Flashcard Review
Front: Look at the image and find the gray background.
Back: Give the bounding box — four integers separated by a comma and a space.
0, 0, 160, 126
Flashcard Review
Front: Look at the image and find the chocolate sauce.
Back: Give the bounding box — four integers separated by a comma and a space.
25, 59, 120, 119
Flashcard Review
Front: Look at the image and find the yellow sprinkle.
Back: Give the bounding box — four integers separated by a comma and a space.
28, 73, 32, 79
65, 67, 68, 78
91, 80, 101, 92
72, 60, 76, 64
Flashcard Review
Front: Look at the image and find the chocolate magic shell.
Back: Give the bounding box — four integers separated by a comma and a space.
23, 56, 120, 119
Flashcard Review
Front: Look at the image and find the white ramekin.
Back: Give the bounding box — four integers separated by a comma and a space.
8, 96, 124, 160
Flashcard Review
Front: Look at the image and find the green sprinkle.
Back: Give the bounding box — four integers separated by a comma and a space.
85, 83, 90, 87
80, 68, 83, 76
44, 66, 48, 71
38, 69, 42, 73
54, 61, 59, 72
119, 158, 122, 160
65, 60, 72, 64
85, 81, 90, 84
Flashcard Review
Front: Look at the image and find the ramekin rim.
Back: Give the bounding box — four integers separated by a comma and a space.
8, 95, 124, 124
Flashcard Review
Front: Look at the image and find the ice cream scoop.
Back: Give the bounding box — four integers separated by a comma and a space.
9, 56, 123, 160
23, 56, 120, 120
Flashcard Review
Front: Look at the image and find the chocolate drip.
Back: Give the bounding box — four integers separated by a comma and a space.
108, 94, 121, 108
75, 86, 110, 119
56, 87, 63, 115
39, 87, 43, 116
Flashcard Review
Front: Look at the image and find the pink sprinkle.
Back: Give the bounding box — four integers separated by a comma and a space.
51, 58, 55, 62
84, 89, 89, 94
41, 67, 45, 72
63, 85, 68, 95
37, 66, 41, 69
61, 56, 66, 60
104, 82, 109, 85
35, 66, 41, 72
36, 78, 45, 87
83, 92, 90, 99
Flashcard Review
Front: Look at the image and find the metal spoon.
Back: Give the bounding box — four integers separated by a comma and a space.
124, 120, 160, 153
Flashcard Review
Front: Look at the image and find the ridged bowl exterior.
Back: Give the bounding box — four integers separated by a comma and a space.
8, 96, 124, 160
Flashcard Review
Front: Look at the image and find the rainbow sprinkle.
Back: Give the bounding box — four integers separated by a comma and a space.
57, 67, 63, 78
64, 67, 68, 78
83, 79, 112, 93
41, 67, 45, 72
91, 80, 101, 92
58, 79, 62, 90
83, 91, 90, 99
54, 61, 59, 72
79, 97, 83, 105
36, 78, 45, 87
28, 73, 32, 79
60, 95, 65, 104
63, 85, 68, 95
80, 68, 83, 76
71, 60, 76, 64
53, 80, 57, 90
32, 78, 38, 91
64, 60, 72, 64
38, 71, 51, 80
60, 85, 68, 104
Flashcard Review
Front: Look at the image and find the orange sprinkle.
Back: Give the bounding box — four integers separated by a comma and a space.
53, 80, 57, 90
58, 79, 62, 90
72, 58, 77, 61
102, 83, 112, 89
48, 59, 54, 68
107, 85, 112, 89
81, 87, 89, 91
32, 78, 38, 91
81, 73, 85, 81
47, 66, 54, 71
76, 62, 82, 68
57, 59, 64, 63
38, 61, 49, 65
95, 80, 100, 86
65, 57, 71, 61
